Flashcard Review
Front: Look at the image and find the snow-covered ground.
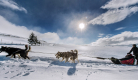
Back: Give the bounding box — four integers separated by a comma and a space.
0, 44, 138, 80
0, 34, 28, 44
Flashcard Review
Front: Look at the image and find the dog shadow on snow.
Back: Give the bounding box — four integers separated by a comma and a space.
0, 55, 12, 61
49, 59, 78, 76
31, 56, 78, 76
67, 63, 77, 76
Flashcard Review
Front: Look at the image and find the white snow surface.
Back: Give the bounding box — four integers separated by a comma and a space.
0, 34, 28, 44
0, 44, 138, 80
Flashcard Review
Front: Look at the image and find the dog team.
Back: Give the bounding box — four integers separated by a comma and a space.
0, 45, 79, 63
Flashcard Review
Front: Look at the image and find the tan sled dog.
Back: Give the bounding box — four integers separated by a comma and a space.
55, 51, 71, 62
55, 49, 79, 63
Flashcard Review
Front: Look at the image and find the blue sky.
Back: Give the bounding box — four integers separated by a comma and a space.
0, 0, 138, 45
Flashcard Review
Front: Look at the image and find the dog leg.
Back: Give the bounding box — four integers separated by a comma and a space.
67, 57, 69, 62
69, 57, 72, 62
73, 60, 75, 63
17, 54, 21, 59
65, 58, 69, 63
10, 55, 14, 58
10, 54, 20, 59
61, 58, 64, 62
65, 58, 67, 62
6, 54, 11, 57
69, 57, 73, 63
73, 57, 76, 63
11, 53, 16, 58
26, 56, 30, 59
71, 59, 73, 63
72, 60, 74, 63
77, 58, 79, 63
23, 57, 26, 59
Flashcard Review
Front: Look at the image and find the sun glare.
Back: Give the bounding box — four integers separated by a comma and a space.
79, 23, 85, 30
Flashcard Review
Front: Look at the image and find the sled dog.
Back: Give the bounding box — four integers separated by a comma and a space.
55, 51, 70, 62
0, 45, 31, 59
55, 49, 79, 63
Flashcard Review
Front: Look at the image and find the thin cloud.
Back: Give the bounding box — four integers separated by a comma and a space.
115, 27, 125, 30
101, 0, 138, 9
98, 33, 104, 37
88, 7, 138, 25
105, 34, 113, 38
88, 0, 138, 25
0, 0, 27, 13
91, 31, 138, 46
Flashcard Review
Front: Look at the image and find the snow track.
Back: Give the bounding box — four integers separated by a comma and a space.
0, 45, 138, 80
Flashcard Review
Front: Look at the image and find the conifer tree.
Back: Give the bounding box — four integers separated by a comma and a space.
28, 32, 38, 45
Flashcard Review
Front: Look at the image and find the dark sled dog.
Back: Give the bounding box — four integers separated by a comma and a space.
0, 45, 31, 59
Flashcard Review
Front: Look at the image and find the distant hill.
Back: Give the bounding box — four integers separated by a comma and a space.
0, 33, 47, 45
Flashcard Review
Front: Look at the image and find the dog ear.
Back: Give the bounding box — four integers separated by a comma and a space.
71, 50, 74, 53
25, 45, 28, 48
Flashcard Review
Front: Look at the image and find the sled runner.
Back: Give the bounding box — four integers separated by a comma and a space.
93, 53, 135, 65
110, 57, 121, 64
110, 56, 135, 65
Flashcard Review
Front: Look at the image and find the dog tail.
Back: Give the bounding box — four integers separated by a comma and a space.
70, 50, 74, 53
26, 46, 31, 57
27, 46, 31, 52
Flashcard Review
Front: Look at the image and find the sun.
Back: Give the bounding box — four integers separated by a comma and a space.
79, 23, 85, 30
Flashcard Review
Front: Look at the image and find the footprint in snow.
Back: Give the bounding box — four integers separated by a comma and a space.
16, 72, 22, 76
23, 73, 30, 76
10, 72, 22, 79
30, 70, 35, 72
27, 68, 31, 70
5, 71, 9, 74
19, 64, 27, 67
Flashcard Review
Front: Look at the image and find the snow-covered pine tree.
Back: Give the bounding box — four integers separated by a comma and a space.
28, 32, 39, 45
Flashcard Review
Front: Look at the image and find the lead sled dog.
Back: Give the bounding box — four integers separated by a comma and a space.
0, 45, 31, 59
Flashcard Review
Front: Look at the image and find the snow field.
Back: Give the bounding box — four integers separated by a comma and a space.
0, 44, 138, 80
